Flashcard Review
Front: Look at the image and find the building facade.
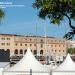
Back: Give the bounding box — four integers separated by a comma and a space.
0, 34, 68, 63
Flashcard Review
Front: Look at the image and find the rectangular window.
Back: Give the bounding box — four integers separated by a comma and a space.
41, 39, 43, 43
1, 43, 5, 45
15, 43, 18, 46
1, 38, 5, 40
51, 40, 53, 42
34, 44, 36, 46
25, 44, 27, 46
30, 44, 32, 46
7, 43, 10, 46
59, 45, 60, 47
55, 50, 57, 52
59, 50, 61, 52
7, 38, 10, 40
30, 39, 32, 41
51, 45, 53, 47
20, 43, 22, 46
63, 50, 64, 52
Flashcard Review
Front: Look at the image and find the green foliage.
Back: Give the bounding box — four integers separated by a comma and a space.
68, 48, 75, 54
0, 9, 4, 20
33, 0, 75, 40
33, 0, 75, 24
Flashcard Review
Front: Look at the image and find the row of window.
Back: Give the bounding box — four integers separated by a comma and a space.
14, 49, 65, 55
52, 50, 65, 52
14, 49, 43, 55
51, 44, 65, 47
15, 43, 65, 48
16, 38, 65, 43
1, 43, 10, 46
15, 43, 36, 46
1, 38, 10, 40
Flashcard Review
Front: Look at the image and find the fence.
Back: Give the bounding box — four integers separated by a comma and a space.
3, 69, 51, 75
52, 71, 75, 75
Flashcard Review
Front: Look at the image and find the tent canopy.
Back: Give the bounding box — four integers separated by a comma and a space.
55, 54, 75, 71
0, 62, 9, 68
7, 48, 49, 72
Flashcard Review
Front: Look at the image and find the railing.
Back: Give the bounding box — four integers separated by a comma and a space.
53, 71, 75, 75
3, 70, 51, 75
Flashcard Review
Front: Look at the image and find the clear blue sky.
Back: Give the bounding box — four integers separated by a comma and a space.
0, 0, 71, 38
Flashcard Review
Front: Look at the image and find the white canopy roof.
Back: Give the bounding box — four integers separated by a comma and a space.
0, 62, 9, 68
7, 48, 49, 72
55, 54, 75, 71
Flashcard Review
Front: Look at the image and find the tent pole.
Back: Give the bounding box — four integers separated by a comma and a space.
30, 69, 32, 75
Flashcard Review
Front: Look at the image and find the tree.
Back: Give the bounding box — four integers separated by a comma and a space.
33, 0, 75, 40
0, 9, 5, 21
67, 48, 75, 54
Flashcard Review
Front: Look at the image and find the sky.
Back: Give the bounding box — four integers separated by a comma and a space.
0, 0, 72, 39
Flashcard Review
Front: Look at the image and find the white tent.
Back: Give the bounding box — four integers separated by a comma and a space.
0, 62, 10, 75
4, 48, 50, 75
53, 54, 75, 75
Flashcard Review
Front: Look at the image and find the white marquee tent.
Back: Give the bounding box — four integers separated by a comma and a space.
53, 54, 75, 75
0, 62, 9, 75
4, 48, 50, 75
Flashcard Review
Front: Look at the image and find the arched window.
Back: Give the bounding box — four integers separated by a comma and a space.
40, 50, 43, 55
14, 49, 18, 54
34, 50, 37, 55
7, 49, 10, 53
2, 49, 5, 51
24, 49, 27, 54
7, 49, 10, 51
20, 49, 23, 54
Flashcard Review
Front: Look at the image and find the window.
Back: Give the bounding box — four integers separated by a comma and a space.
15, 43, 18, 46
7, 38, 10, 40
1, 43, 5, 45
55, 50, 57, 52
30, 39, 32, 41
34, 44, 36, 46
59, 45, 60, 47
14, 49, 18, 54
41, 39, 43, 43
34, 50, 37, 55
1, 38, 5, 40
7, 49, 10, 51
30, 44, 32, 46
51, 40, 53, 42
63, 45, 64, 47
2, 49, 5, 51
7, 43, 10, 46
59, 50, 61, 52
40, 50, 43, 55
63, 50, 64, 52
25, 39, 27, 40
20, 43, 22, 46
24, 49, 27, 54
20, 49, 23, 54
25, 44, 27, 46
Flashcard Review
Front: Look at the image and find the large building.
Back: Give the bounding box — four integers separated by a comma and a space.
0, 34, 68, 63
